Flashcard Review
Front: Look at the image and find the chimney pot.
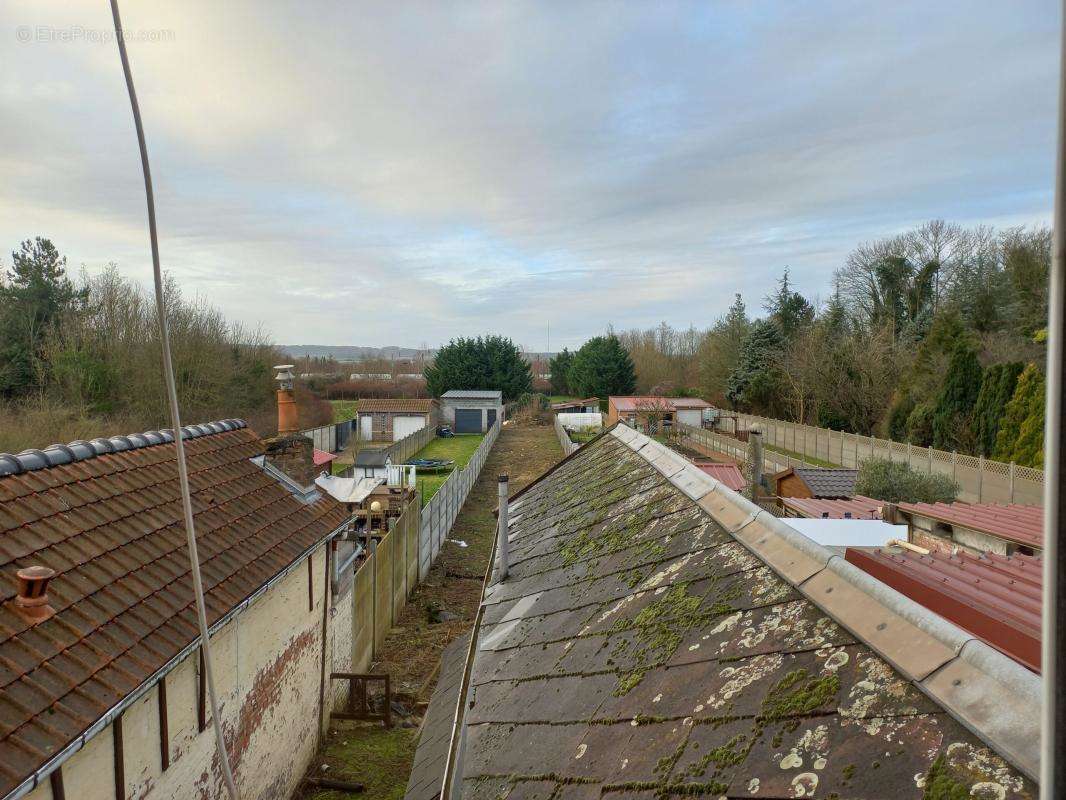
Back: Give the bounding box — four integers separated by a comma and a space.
14, 565, 56, 624
273, 364, 298, 435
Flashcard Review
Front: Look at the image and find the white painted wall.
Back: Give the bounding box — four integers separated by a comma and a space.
392, 415, 427, 441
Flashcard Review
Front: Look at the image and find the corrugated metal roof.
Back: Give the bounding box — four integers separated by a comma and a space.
846, 548, 1042, 672
550, 397, 599, 410
444, 432, 1035, 798
782, 495, 883, 519
897, 501, 1043, 550
355, 398, 436, 414
609, 396, 711, 412
692, 462, 745, 491
439, 390, 502, 400
0, 424, 349, 796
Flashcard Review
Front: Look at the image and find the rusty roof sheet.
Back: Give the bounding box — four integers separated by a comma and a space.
450, 430, 1036, 799
355, 398, 436, 414
846, 548, 1042, 673
782, 495, 883, 519
0, 423, 348, 797
692, 462, 745, 492
897, 501, 1043, 550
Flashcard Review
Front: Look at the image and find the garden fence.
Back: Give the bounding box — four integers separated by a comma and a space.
676, 423, 817, 477
554, 414, 581, 456
717, 413, 1042, 506
417, 417, 502, 580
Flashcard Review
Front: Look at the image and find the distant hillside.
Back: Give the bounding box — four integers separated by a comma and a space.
280, 345, 434, 362
281, 344, 557, 363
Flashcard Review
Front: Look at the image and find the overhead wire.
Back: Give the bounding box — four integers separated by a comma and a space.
105, 2, 240, 797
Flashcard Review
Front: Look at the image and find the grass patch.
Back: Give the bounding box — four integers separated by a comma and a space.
306, 726, 417, 800
331, 400, 359, 423
411, 434, 485, 505
762, 442, 838, 468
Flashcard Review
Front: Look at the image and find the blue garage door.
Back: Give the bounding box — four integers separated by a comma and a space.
454, 408, 481, 433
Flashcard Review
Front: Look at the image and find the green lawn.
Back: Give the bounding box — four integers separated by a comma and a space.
330, 399, 359, 422
411, 434, 485, 506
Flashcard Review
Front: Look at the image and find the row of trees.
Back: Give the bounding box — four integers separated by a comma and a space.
0, 238, 324, 452
607, 221, 1050, 468
549, 335, 637, 399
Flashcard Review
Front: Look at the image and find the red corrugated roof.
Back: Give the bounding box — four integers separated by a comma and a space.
693, 462, 745, 491
313, 448, 337, 466
846, 547, 1042, 672
897, 501, 1043, 550
782, 495, 883, 519
0, 425, 349, 795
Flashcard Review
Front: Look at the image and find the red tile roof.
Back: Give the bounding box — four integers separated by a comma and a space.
692, 462, 745, 491
313, 448, 337, 466
782, 495, 884, 520
609, 396, 711, 412
0, 423, 348, 796
897, 501, 1043, 550
355, 398, 436, 414
846, 547, 1041, 672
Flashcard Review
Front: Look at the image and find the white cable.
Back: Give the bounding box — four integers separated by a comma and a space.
106, 3, 240, 798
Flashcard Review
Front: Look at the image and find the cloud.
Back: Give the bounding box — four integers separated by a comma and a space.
0, 0, 1057, 349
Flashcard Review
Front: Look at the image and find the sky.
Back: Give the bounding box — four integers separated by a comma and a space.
0, 1, 1059, 351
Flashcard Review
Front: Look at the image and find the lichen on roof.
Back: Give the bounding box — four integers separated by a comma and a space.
452, 433, 1036, 800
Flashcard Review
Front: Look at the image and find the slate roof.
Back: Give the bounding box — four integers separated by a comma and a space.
846, 548, 1042, 673
786, 467, 859, 499
897, 501, 1043, 551
430, 426, 1038, 800
0, 422, 349, 797
404, 633, 470, 800
356, 398, 437, 414
355, 448, 390, 467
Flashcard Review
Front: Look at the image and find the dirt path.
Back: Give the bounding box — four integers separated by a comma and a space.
300, 416, 563, 800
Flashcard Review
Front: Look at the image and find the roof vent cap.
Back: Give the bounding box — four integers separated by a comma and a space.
14, 566, 56, 624
274, 365, 295, 391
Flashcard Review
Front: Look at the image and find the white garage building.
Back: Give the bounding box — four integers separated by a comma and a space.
356, 398, 438, 441
440, 389, 504, 433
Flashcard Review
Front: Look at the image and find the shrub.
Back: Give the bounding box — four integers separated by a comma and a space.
855, 457, 958, 504
931, 341, 981, 451
885, 392, 915, 442
972, 362, 1024, 456
993, 363, 1045, 467
903, 402, 935, 446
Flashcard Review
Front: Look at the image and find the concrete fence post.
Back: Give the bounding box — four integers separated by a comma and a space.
1010, 461, 1016, 503
927, 446, 933, 474
952, 450, 958, 483
978, 455, 985, 502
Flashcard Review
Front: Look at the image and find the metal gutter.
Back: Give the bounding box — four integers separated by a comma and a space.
3, 518, 352, 800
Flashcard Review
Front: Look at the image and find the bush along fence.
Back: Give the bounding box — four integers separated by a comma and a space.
554, 414, 581, 456
347, 416, 502, 669
717, 413, 1042, 506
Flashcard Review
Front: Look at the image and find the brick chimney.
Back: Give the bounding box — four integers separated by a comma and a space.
13, 566, 56, 624
264, 365, 320, 486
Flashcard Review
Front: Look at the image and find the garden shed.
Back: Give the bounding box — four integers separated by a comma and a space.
439, 389, 503, 433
